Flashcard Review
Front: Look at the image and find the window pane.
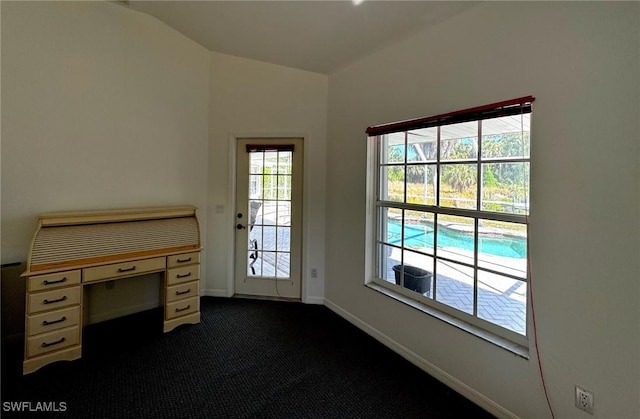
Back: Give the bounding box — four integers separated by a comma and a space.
478, 220, 527, 279
381, 133, 405, 163
261, 201, 277, 225
406, 164, 436, 205
250, 153, 264, 174
434, 260, 474, 314
276, 253, 290, 278
379, 243, 401, 284
249, 200, 263, 226
403, 211, 434, 254
262, 226, 276, 251
378, 207, 403, 246
440, 121, 478, 161
481, 114, 530, 159
407, 128, 437, 162
278, 152, 292, 174
277, 175, 291, 200
380, 165, 405, 202
477, 270, 526, 335
248, 251, 261, 276
399, 250, 434, 297
481, 163, 529, 214
261, 252, 276, 277
264, 151, 278, 169
436, 215, 475, 265
277, 226, 291, 252
439, 164, 477, 209
277, 201, 291, 225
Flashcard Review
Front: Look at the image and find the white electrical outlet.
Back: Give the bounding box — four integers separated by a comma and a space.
575, 386, 594, 414
311, 268, 318, 278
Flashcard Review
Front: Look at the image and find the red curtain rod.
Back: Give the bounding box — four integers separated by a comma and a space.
366, 95, 535, 136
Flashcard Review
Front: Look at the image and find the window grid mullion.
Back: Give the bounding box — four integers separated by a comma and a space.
400, 132, 409, 288
473, 120, 482, 317
433, 126, 441, 300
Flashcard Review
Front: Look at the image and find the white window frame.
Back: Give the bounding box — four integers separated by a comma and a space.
365, 98, 534, 350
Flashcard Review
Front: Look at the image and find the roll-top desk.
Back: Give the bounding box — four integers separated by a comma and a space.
21, 206, 203, 374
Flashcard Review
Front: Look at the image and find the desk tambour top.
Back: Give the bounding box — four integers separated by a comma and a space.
22, 206, 201, 276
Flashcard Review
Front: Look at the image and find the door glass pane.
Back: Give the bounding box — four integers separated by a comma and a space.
262, 201, 277, 226
278, 226, 291, 252
278, 152, 292, 174
262, 226, 276, 251
276, 253, 290, 278
248, 251, 262, 276
246, 149, 294, 279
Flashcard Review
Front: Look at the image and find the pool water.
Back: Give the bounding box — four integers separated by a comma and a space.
387, 221, 526, 259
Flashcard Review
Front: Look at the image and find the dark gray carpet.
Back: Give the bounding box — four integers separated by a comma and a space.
1, 297, 494, 418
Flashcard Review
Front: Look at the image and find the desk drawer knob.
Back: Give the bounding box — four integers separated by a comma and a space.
117, 266, 136, 273
43, 296, 67, 305
41, 337, 66, 348
177, 257, 192, 263
175, 289, 191, 296
175, 305, 191, 313
43, 277, 67, 286
176, 272, 192, 279
42, 316, 67, 326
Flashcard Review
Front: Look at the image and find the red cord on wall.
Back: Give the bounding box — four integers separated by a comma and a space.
527, 215, 556, 419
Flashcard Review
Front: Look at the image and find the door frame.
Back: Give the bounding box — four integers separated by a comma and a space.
227, 133, 309, 301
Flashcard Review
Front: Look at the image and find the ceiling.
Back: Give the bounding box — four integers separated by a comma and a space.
127, 1, 476, 74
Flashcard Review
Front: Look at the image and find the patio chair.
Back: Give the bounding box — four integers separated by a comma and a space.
248, 201, 261, 275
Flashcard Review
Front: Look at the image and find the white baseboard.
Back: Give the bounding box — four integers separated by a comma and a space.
88, 301, 160, 325
323, 298, 518, 419
201, 289, 228, 297
304, 296, 324, 305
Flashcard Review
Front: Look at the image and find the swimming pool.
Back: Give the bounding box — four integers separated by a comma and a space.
387, 221, 526, 259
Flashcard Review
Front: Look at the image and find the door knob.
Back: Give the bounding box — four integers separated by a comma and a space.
236, 224, 246, 230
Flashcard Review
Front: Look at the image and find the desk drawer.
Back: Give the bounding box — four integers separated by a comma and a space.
166, 280, 199, 303
27, 326, 79, 358
28, 306, 80, 336
28, 286, 81, 314
167, 252, 200, 268
167, 264, 200, 286
166, 296, 199, 320
83, 257, 166, 283
28, 270, 81, 292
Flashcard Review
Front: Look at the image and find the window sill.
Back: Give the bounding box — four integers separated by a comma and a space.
365, 282, 529, 359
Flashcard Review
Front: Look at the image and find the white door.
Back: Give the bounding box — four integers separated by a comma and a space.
234, 138, 303, 299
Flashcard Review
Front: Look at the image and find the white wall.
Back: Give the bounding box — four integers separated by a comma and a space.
326, 2, 639, 418
206, 52, 327, 303
1, 2, 210, 321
